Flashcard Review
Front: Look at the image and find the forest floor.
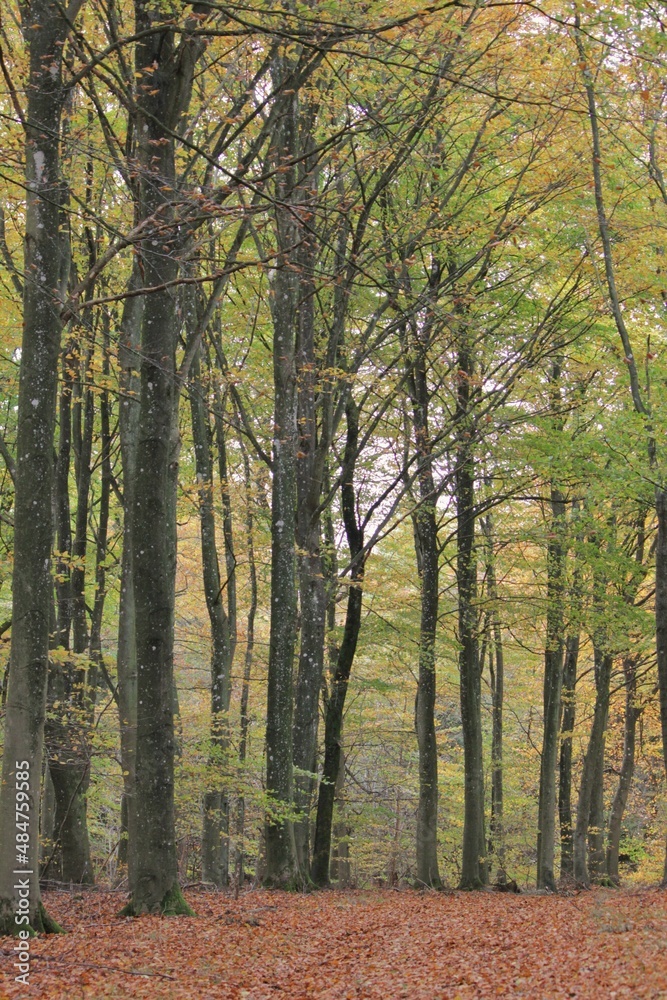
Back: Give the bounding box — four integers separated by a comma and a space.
0, 886, 666, 999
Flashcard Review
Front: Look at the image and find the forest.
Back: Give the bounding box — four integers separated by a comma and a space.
0, 0, 666, 964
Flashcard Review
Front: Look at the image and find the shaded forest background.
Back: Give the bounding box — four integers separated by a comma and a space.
0, 0, 667, 924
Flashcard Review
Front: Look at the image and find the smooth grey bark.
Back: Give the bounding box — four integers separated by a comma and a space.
0, 0, 84, 934
606, 656, 641, 882
291, 134, 324, 871
311, 400, 365, 886
235, 435, 257, 885
44, 352, 95, 885
330, 746, 351, 887
456, 342, 486, 889
406, 327, 442, 888
536, 483, 566, 891
123, 3, 203, 916
263, 58, 301, 884
573, 645, 613, 885
189, 356, 236, 886
587, 734, 606, 881
413, 486, 441, 888
88, 318, 112, 707
558, 632, 580, 881
482, 513, 505, 878
115, 262, 143, 876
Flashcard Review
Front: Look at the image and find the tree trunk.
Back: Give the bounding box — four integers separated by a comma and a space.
482, 513, 504, 879
115, 262, 143, 876
264, 60, 301, 885
408, 349, 442, 888
45, 358, 95, 885
587, 739, 606, 881
606, 656, 641, 883
0, 0, 82, 934
330, 746, 351, 887
536, 484, 566, 891
455, 344, 486, 889
292, 189, 325, 872
123, 5, 203, 915
189, 355, 235, 887
573, 647, 613, 885
39, 765, 55, 867
558, 632, 580, 881
235, 435, 257, 886
311, 401, 365, 886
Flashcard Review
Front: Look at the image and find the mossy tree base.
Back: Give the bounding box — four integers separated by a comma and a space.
119, 883, 195, 917
0, 900, 64, 936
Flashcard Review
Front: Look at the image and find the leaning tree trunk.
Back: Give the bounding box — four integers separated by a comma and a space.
311, 400, 365, 886
536, 483, 566, 891
122, 4, 203, 916
0, 0, 83, 934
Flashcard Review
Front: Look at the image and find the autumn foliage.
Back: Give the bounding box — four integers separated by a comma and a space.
1, 888, 667, 999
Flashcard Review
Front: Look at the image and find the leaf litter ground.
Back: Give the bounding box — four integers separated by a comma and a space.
1, 887, 666, 999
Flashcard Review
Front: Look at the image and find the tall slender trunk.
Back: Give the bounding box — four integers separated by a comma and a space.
558, 633, 580, 880
45, 355, 96, 885
606, 656, 641, 882
482, 513, 504, 877
0, 0, 83, 933
407, 337, 441, 888
456, 343, 486, 889
88, 316, 112, 701
189, 356, 235, 886
587, 735, 606, 881
536, 483, 566, 890
235, 436, 257, 885
573, 646, 613, 885
292, 150, 324, 869
116, 262, 143, 876
264, 59, 301, 884
123, 4, 203, 915
311, 401, 365, 886
330, 745, 351, 887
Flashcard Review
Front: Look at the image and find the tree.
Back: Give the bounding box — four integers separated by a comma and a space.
121, 1, 205, 916
0, 0, 86, 933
